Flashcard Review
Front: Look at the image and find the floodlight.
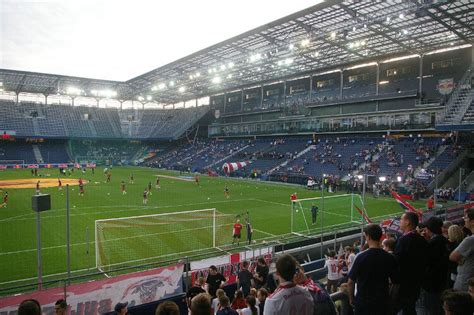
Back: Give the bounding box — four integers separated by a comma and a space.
178, 86, 186, 93
195, 72, 201, 77
348, 43, 354, 49
289, 43, 295, 50
379, 80, 389, 85
212, 76, 221, 84
379, 176, 386, 182
227, 74, 233, 79
67, 87, 81, 95
277, 60, 283, 66
189, 75, 194, 80
386, 16, 391, 22
151, 86, 158, 91
91, 89, 98, 95
250, 53, 261, 62
169, 81, 175, 87
399, 13, 404, 19
228, 62, 234, 68
158, 83, 166, 89
397, 176, 402, 182
403, 29, 408, 35
220, 65, 227, 71
360, 40, 366, 46
146, 95, 152, 101
352, 26, 356, 32
285, 58, 293, 65
314, 51, 319, 57
330, 32, 336, 39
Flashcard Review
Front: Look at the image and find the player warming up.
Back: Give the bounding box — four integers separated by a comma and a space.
148, 181, 153, 195
121, 180, 127, 195
311, 204, 319, 224
78, 178, 84, 196
129, 173, 134, 184
195, 175, 200, 186
143, 188, 149, 205
58, 178, 62, 191
36, 180, 41, 195
1, 192, 8, 208
224, 185, 230, 199
155, 176, 160, 189
232, 218, 243, 245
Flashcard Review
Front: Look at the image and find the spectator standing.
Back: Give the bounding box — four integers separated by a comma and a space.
206, 265, 227, 298
239, 296, 259, 315
263, 254, 313, 315
54, 300, 67, 315
441, 290, 473, 315
348, 224, 400, 314
418, 216, 450, 315
324, 250, 341, 293
216, 296, 238, 315
231, 290, 247, 310
190, 293, 212, 315
450, 208, 474, 291
187, 277, 206, 308
394, 212, 428, 315
256, 289, 268, 315
155, 301, 179, 315
253, 258, 269, 289
211, 289, 226, 315
447, 225, 465, 288
18, 299, 41, 315
237, 261, 254, 297
114, 302, 128, 315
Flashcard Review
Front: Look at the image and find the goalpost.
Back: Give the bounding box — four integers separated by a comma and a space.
291, 194, 365, 236
95, 208, 235, 272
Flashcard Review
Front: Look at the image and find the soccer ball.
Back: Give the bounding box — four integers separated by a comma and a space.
252, 240, 257, 244
73, 206, 76, 208
296, 209, 299, 213
107, 193, 110, 196
207, 197, 210, 200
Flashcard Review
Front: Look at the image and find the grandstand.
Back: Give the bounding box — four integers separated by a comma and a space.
0, 1, 473, 314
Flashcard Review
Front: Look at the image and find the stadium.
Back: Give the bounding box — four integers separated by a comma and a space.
0, 0, 473, 314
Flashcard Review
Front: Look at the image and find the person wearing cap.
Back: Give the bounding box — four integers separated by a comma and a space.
114, 302, 128, 315
418, 216, 449, 314
54, 299, 67, 315
450, 208, 474, 291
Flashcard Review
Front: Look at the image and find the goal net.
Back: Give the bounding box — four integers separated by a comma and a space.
95, 208, 235, 272
291, 194, 365, 236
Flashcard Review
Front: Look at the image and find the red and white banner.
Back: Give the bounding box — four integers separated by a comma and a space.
0, 264, 184, 315
190, 248, 272, 286
222, 161, 251, 174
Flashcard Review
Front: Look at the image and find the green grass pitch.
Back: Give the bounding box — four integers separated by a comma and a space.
0, 166, 426, 287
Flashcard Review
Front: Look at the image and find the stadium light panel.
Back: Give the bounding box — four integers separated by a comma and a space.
289, 43, 295, 50
399, 13, 404, 19
169, 81, 175, 87
379, 176, 387, 182
212, 76, 222, 84
250, 53, 262, 62
285, 58, 293, 65
195, 72, 201, 77
146, 95, 152, 101
227, 62, 234, 68
379, 80, 389, 85
220, 65, 227, 71
178, 86, 186, 93
158, 83, 166, 89
227, 74, 233, 79
330, 31, 336, 39
66, 87, 82, 95
425, 44, 472, 55
382, 54, 419, 63
314, 51, 319, 57
346, 62, 377, 70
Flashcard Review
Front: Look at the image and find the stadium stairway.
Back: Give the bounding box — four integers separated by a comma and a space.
32, 145, 44, 163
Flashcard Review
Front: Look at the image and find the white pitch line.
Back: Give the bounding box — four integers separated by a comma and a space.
0, 199, 254, 222
253, 228, 276, 237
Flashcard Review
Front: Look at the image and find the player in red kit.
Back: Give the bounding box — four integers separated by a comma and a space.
232, 219, 243, 245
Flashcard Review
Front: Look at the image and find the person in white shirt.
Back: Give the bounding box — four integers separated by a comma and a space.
263, 254, 314, 315
324, 250, 341, 293
345, 246, 356, 272
239, 296, 259, 315
211, 289, 226, 315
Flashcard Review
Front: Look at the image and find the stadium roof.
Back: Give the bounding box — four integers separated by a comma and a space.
1, 0, 472, 105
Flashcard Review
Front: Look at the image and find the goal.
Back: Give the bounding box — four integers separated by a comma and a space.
291, 194, 365, 236
95, 208, 234, 272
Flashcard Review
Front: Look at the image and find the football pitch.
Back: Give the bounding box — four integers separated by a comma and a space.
0, 166, 425, 287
